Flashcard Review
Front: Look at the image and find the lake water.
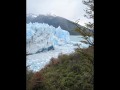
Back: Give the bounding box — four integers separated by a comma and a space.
70, 35, 85, 42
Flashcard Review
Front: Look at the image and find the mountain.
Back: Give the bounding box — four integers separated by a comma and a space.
27, 14, 88, 35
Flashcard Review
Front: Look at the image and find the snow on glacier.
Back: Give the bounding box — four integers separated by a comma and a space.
26, 22, 92, 72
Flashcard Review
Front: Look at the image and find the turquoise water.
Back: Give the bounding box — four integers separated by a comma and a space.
70, 35, 85, 42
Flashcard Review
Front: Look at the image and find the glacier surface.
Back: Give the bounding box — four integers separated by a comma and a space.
27, 22, 70, 54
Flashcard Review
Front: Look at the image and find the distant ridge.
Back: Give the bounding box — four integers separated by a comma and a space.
27, 14, 92, 35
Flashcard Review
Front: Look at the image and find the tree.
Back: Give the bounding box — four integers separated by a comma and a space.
74, 0, 94, 46
83, 0, 94, 30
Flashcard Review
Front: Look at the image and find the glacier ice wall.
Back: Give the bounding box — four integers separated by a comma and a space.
27, 22, 70, 54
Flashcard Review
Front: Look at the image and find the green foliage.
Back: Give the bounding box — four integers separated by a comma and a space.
75, 27, 93, 37
26, 69, 34, 90
83, 0, 94, 19
75, 26, 94, 46
26, 46, 94, 90
83, 0, 94, 30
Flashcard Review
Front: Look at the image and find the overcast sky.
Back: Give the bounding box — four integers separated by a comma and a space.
27, 0, 93, 26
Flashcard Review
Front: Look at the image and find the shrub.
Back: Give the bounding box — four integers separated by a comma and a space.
26, 46, 94, 90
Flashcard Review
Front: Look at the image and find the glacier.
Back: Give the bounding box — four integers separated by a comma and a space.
27, 22, 70, 54
26, 22, 93, 72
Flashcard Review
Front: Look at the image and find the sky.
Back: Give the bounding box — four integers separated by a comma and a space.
27, 0, 93, 26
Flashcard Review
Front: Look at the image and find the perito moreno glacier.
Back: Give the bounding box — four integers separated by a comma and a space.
27, 22, 70, 54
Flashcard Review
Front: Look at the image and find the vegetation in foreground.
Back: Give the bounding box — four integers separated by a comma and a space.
26, 46, 94, 90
